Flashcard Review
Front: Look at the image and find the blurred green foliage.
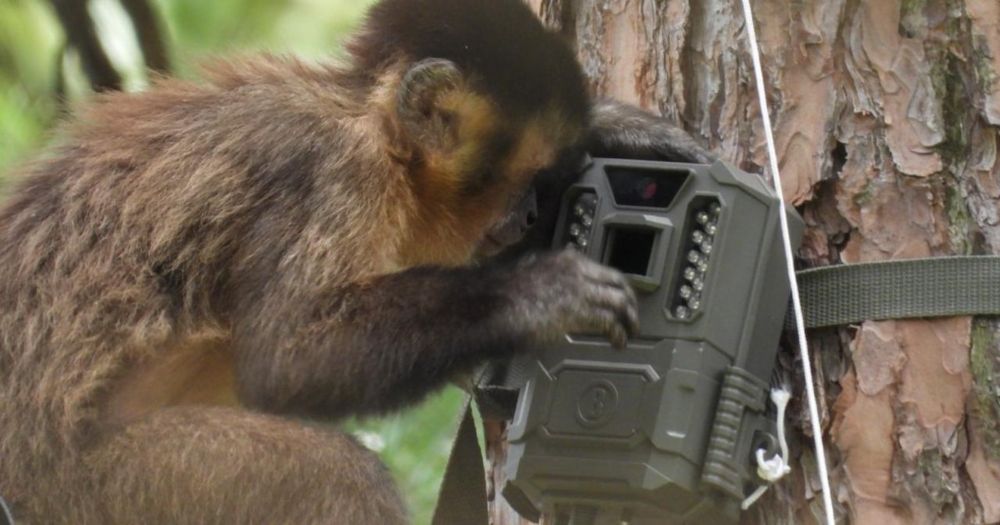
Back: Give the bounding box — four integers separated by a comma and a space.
0, 0, 60, 176
348, 387, 467, 524
0, 0, 467, 522
153, 0, 372, 63
0, 0, 377, 175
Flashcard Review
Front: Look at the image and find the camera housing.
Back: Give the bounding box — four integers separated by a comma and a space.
502, 158, 803, 524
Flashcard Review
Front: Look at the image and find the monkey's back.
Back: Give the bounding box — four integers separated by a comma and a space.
0, 58, 409, 516
0, 135, 194, 512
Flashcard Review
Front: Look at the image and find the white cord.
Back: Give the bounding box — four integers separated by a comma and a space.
742, 387, 792, 510
736, 1, 836, 523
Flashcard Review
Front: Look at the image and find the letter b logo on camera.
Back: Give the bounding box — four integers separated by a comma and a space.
576, 380, 619, 427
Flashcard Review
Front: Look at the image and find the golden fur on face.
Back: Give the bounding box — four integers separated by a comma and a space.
394, 82, 583, 266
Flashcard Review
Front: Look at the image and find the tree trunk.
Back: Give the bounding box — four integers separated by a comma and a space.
487, 0, 1000, 523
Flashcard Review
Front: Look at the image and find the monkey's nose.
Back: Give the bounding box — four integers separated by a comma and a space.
525, 209, 538, 228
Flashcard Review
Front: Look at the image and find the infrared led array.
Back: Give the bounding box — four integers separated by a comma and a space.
568, 193, 597, 251
674, 200, 721, 320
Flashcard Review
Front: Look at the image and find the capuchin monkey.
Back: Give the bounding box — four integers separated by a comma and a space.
0, 0, 712, 523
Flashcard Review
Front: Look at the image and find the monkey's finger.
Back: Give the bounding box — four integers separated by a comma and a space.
590, 283, 639, 338
623, 283, 638, 319
607, 321, 628, 351
623, 298, 639, 336
580, 270, 626, 291
574, 257, 623, 283
554, 249, 634, 302
578, 263, 638, 302
582, 283, 633, 314
579, 306, 630, 351
612, 296, 639, 340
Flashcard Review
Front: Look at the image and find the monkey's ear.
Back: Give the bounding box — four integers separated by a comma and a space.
397, 58, 463, 150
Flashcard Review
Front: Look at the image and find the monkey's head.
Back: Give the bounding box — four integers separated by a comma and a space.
348, 0, 590, 263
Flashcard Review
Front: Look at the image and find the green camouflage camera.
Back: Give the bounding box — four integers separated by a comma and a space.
501, 158, 803, 524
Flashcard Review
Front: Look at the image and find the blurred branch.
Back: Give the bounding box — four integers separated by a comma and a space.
54, 42, 67, 101
119, 0, 170, 74
48, 0, 122, 92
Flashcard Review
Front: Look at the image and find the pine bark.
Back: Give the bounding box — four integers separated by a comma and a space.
488, 1, 1000, 523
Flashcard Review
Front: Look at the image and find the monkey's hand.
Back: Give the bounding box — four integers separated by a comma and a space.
503, 249, 639, 350
588, 99, 715, 163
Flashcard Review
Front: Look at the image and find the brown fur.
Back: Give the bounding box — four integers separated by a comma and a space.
0, 0, 591, 522
103, 331, 237, 427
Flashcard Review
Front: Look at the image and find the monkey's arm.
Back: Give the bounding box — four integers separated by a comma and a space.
587, 99, 715, 163
232, 250, 637, 419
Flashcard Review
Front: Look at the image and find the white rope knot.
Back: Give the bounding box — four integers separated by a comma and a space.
755, 448, 790, 481
741, 387, 792, 510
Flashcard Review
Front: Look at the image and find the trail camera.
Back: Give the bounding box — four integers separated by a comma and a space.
502, 158, 803, 524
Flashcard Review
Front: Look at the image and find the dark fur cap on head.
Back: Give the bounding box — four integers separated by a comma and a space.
349, 0, 588, 121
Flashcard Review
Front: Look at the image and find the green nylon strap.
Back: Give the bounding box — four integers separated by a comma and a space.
797, 255, 1000, 328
